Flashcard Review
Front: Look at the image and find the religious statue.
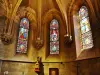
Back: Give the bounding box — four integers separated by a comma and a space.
34, 57, 41, 73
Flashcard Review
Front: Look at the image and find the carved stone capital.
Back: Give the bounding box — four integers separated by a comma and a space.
1, 33, 13, 45
64, 34, 73, 46
33, 38, 43, 50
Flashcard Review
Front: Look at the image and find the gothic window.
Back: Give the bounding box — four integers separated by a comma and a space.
16, 18, 29, 53
50, 19, 59, 54
79, 6, 93, 50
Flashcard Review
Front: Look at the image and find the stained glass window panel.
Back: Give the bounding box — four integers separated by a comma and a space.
79, 6, 88, 20
50, 19, 59, 54
50, 42, 59, 54
19, 28, 28, 40
16, 18, 29, 53
79, 6, 93, 50
81, 26, 86, 34
50, 29, 59, 41
50, 19, 59, 29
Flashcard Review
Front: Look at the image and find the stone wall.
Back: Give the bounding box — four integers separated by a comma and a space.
1, 58, 100, 75
0, 58, 100, 75
0, 61, 76, 75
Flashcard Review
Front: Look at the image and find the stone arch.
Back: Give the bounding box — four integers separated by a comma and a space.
67, 0, 96, 29
43, 8, 66, 59
15, 6, 37, 53
43, 8, 66, 29
67, 0, 95, 58
16, 7, 37, 31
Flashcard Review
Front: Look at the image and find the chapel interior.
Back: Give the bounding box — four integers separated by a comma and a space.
0, 0, 100, 75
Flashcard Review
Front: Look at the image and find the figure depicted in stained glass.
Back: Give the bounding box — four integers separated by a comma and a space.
51, 45, 57, 52
19, 28, 28, 40
19, 28, 24, 39
50, 42, 59, 54
20, 18, 29, 29
16, 18, 29, 53
19, 45, 25, 52
50, 29, 59, 41
79, 6, 93, 50
50, 19, 59, 54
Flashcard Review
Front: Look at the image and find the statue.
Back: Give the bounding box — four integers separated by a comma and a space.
34, 57, 40, 73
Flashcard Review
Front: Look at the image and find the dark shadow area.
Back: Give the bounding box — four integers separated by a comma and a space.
39, 57, 44, 75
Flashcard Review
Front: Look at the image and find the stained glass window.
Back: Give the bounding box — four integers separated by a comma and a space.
79, 6, 93, 50
16, 18, 29, 53
50, 19, 59, 54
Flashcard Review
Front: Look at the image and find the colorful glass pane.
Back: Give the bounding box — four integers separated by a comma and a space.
19, 28, 28, 40
79, 6, 93, 50
16, 18, 29, 53
50, 42, 59, 54
81, 26, 86, 34
79, 6, 88, 20
50, 19, 59, 29
81, 31, 92, 39
50, 29, 59, 41
20, 18, 29, 29
50, 19, 59, 54
17, 40, 27, 53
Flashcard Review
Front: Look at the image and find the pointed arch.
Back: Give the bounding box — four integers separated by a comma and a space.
71, 1, 95, 58
50, 19, 59, 54
79, 6, 93, 50
43, 9, 64, 59
16, 18, 29, 53
67, 0, 100, 60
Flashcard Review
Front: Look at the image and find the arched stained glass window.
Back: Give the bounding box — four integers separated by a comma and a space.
16, 18, 29, 53
79, 6, 93, 50
50, 19, 59, 54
